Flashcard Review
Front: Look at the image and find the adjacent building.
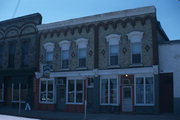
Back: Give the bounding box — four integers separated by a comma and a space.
0, 13, 42, 108
35, 6, 166, 113
159, 40, 180, 114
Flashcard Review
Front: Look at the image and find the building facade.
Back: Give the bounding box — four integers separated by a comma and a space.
159, 40, 180, 114
0, 13, 42, 108
34, 6, 168, 113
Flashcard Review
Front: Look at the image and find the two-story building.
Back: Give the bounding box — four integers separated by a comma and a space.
34, 6, 169, 113
0, 13, 42, 108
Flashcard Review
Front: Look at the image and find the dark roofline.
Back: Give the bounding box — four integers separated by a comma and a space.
160, 40, 180, 45
0, 13, 42, 25
157, 21, 169, 41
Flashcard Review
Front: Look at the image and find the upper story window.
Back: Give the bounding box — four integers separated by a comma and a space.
21, 41, 29, 67
106, 34, 121, 66
59, 40, 71, 69
43, 42, 55, 62
0, 46, 3, 68
8, 43, 16, 68
76, 38, 88, 68
127, 31, 143, 65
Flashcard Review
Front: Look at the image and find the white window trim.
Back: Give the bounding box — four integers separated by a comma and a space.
11, 83, 26, 103
66, 79, 84, 104
127, 31, 143, 65
39, 78, 55, 104
75, 38, 88, 68
61, 49, 69, 70
134, 75, 154, 106
100, 76, 119, 106
106, 34, 121, 66
130, 42, 142, 65
108, 44, 119, 66
77, 48, 87, 68
0, 83, 4, 102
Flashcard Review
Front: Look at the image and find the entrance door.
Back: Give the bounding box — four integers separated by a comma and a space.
159, 73, 173, 112
122, 86, 132, 112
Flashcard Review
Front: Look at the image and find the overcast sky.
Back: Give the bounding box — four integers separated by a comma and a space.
0, 0, 179, 40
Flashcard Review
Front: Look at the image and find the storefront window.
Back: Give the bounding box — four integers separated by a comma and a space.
12, 83, 28, 102
0, 83, 4, 101
135, 77, 154, 105
101, 78, 118, 105
40, 79, 54, 103
67, 80, 83, 104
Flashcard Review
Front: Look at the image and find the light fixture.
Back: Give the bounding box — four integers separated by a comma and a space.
125, 74, 128, 77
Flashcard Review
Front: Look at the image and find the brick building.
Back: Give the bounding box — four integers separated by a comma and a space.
34, 6, 166, 113
0, 13, 42, 108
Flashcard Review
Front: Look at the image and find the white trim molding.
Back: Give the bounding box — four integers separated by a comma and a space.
106, 34, 121, 45
50, 66, 158, 78
43, 42, 55, 52
75, 38, 88, 48
127, 31, 144, 43
59, 40, 71, 50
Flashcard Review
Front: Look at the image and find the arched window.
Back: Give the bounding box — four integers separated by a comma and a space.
106, 34, 121, 66
127, 31, 143, 65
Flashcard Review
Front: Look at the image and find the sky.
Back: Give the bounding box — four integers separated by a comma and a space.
0, 0, 179, 40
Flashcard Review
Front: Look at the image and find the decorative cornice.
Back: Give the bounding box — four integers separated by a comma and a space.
39, 15, 155, 39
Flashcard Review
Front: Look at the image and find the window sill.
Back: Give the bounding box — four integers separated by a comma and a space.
100, 103, 119, 106
66, 102, 84, 105
76, 67, 87, 70
39, 101, 55, 104
60, 68, 70, 71
12, 101, 25, 103
129, 64, 143, 67
107, 65, 120, 69
134, 104, 154, 106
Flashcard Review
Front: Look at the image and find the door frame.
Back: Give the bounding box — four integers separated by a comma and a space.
122, 86, 133, 112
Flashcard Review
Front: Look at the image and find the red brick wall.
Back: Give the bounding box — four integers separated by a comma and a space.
65, 104, 84, 112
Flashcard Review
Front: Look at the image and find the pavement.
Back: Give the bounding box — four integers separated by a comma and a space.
0, 107, 180, 120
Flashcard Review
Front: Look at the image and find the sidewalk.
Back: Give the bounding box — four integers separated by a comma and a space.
0, 107, 179, 120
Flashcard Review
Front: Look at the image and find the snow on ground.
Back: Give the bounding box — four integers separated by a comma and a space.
0, 114, 40, 120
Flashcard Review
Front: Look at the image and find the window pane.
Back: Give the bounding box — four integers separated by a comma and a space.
79, 58, 86, 67
62, 50, 69, 60
68, 80, 74, 102
0, 46, 3, 67
145, 77, 153, 104
47, 92, 53, 102
76, 80, 83, 103
110, 79, 117, 104
79, 48, 86, 58
48, 80, 53, 92
21, 84, 28, 101
13, 83, 19, 101
110, 45, 118, 65
41, 93, 46, 102
136, 77, 144, 104
46, 51, 53, 62
62, 60, 69, 69
0, 84, 3, 100
9, 44, 16, 67
101, 79, 108, 104
132, 54, 141, 64
132, 43, 141, 54
41, 81, 46, 92
132, 43, 141, 64
21, 42, 29, 66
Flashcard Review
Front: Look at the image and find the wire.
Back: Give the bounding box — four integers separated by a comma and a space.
12, 0, 21, 18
